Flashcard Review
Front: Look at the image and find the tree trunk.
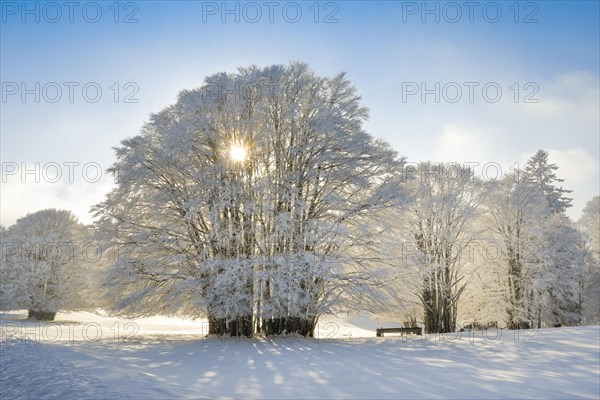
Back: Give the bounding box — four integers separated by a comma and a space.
27, 310, 56, 321
208, 315, 227, 335
229, 315, 253, 337
263, 316, 315, 337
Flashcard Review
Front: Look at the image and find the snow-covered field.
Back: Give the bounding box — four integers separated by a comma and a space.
1, 311, 599, 399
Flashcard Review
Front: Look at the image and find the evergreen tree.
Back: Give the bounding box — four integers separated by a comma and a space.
524, 150, 572, 213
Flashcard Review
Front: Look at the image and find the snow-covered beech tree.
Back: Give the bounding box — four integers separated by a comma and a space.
576, 196, 600, 324
455, 214, 506, 329
486, 156, 583, 329
536, 213, 586, 327
578, 196, 600, 257
571, 238, 597, 325
0, 224, 14, 310
393, 162, 484, 333
0, 209, 92, 320
485, 172, 549, 329
94, 62, 407, 336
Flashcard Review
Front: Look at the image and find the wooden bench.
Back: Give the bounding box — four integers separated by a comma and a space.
376, 327, 422, 337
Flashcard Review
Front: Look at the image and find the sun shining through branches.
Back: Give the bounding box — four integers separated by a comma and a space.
94, 63, 407, 338
229, 144, 247, 163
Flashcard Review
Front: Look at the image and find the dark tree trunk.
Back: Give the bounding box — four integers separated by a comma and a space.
263, 316, 316, 337
208, 315, 227, 335
506, 253, 530, 330
27, 310, 56, 321
507, 320, 530, 330
229, 315, 253, 337
265, 317, 284, 335
208, 314, 253, 337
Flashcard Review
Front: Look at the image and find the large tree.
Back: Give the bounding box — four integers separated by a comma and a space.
486, 164, 584, 329
576, 196, 600, 324
486, 172, 548, 329
0, 209, 91, 320
94, 63, 406, 336
522, 150, 582, 327
398, 162, 484, 333
536, 213, 585, 327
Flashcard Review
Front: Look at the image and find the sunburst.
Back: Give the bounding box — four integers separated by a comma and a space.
229, 144, 247, 162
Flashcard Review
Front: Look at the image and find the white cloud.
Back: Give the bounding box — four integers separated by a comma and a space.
426, 70, 599, 221
546, 148, 599, 221
0, 166, 114, 227
432, 125, 599, 222
433, 124, 493, 164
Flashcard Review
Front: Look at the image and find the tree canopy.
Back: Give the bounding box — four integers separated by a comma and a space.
93, 62, 407, 336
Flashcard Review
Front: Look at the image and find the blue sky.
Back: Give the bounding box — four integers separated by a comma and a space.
1, 0, 599, 225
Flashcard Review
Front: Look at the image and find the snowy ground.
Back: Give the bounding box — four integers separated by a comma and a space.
1, 311, 599, 399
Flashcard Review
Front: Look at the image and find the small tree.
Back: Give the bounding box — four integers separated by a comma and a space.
0, 209, 91, 320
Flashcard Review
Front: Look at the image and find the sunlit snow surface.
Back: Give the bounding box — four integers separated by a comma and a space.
1, 311, 599, 399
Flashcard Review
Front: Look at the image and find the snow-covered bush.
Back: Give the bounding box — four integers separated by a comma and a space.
0, 209, 93, 320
